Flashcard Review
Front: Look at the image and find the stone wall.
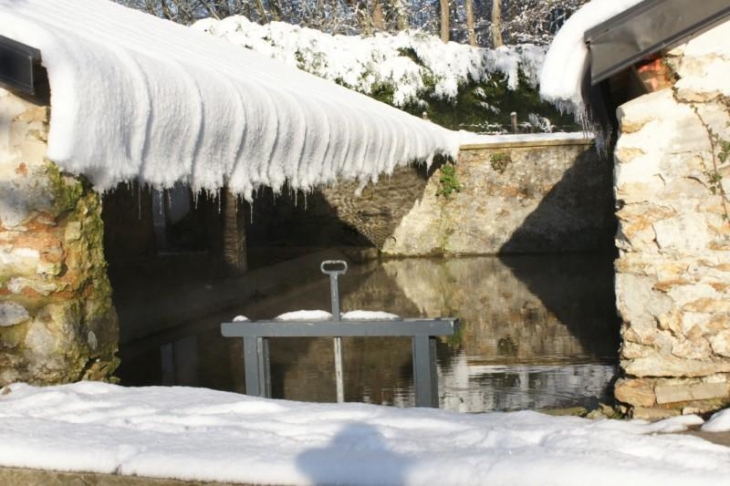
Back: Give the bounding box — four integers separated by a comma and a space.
613, 22, 730, 418
0, 90, 118, 385
375, 138, 615, 255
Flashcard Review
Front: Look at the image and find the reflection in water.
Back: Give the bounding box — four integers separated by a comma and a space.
118, 255, 619, 413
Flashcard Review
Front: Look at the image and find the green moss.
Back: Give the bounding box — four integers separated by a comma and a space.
45, 163, 85, 216
490, 152, 512, 173
436, 163, 461, 199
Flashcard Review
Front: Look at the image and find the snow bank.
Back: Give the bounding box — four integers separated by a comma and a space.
0, 0, 458, 198
702, 408, 730, 433
0, 383, 729, 485
194, 16, 547, 109
539, 0, 644, 113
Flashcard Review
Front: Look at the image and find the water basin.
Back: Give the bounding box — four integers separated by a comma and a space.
117, 254, 619, 413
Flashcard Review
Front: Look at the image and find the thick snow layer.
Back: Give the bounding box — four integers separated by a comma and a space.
194, 16, 546, 108
0, 0, 458, 198
539, 0, 644, 113
0, 383, 729, 485
342, 310, 402, 320
702, 409, 730, 433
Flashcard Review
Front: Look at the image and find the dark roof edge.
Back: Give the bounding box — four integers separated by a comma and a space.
584, 0, 730, 84
0, 34, 43, 96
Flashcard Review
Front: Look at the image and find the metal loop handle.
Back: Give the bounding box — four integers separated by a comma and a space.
320, 260, 348, 275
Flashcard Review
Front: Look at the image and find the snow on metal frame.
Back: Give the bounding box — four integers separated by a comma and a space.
0, 0, 459, 198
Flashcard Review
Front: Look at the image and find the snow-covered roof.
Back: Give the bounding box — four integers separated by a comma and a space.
539, 0, 645, 113
0, 0, 459, 198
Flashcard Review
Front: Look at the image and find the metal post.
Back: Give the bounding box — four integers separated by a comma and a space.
243, 337, 271, 397
412, 336, 438, 407
321, 260, 348, 403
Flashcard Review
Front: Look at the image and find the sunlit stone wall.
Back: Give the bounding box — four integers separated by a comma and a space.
613, 22, 730, 418
0, 90, 118, 385
380, 138, 615, 255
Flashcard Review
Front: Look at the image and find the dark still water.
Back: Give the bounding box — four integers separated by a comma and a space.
117, 255, 619, 413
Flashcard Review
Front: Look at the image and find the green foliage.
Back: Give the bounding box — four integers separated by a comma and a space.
707, 170, 723, 195
718, 138, 730, 163
490, 151, 512, 173
436, 163, 461, 199
45, 163, 84, 215
694, 102, 730, 220
404, 71, 579, 133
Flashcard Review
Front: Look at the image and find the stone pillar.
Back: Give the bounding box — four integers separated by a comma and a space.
613, 23, 730, 418
221, 186, 247, 276
0, 89, 118, 385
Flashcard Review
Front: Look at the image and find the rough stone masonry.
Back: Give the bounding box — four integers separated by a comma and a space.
0, 90, 118, 385
613, 21, 730, 419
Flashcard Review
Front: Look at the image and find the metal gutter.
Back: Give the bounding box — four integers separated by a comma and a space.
584, 0, 730, 84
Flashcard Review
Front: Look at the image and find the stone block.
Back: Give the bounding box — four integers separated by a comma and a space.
655, 382, 730, 404
675, 58, 730, 102
7, 277, 58, 296
671, 338, 712, 361
630, 406, 681, 420
710, 330, 730, 358
616, 90, 678, 134
624, 355, 730, 377
0, 301, 30, 327
615, 378, 656, 407
683, 298, 730, 313
64, 221, 82, 242
653, 214, 713, 253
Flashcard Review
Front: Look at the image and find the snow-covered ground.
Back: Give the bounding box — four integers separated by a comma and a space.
0, 382, 729, 485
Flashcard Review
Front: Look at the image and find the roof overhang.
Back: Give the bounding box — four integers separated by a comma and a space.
0, 34, 43, 95
585, 0, 730, 85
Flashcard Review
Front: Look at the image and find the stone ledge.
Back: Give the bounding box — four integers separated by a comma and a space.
0, 466, 251, 486
459, 136, 594, 151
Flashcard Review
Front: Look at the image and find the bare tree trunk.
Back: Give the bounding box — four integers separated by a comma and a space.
439, 0, 449, 42
269, 0, 283, 21
391, 0, 409, 31
491, 0, 503, 47
465, 0, 477, 46
372, 0, 385, 31
253, 0, 269, 22
222, 187, 247, 276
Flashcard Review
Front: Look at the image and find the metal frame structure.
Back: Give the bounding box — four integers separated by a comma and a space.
584, 0, 730, 85
221, 260, 459, 408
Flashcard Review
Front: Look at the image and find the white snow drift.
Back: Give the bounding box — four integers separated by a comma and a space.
0, 382, 729, 485
0, 0, 458, 198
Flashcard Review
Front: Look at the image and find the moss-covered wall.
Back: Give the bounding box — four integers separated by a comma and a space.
0, 89, 118, 385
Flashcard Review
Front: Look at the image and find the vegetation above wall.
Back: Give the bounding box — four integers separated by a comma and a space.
196, 15, 579, 133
